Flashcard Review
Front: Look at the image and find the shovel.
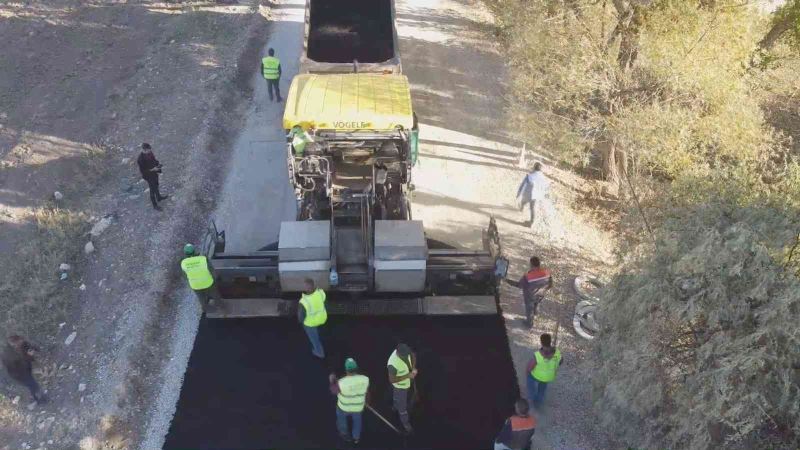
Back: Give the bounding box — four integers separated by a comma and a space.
366, 404, 402, 435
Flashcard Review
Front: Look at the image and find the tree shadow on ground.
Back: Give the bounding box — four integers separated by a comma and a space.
398, 19, 519, 150
419, 150, 525, 173
421, 138, 519, 159
397, 8, 495, 34
397, 0, 609, 179
0, 2, 259, 210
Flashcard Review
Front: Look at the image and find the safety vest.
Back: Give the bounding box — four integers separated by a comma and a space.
262, 56, 280, 80
180, 255, 214, 291
387, 350, 411, 389
299, 289, 327, 327
337, 374, 369, 413
531, 349, 561, 383
291, 129, 312, 156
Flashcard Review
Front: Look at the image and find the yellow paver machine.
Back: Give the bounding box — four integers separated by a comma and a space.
202, 73, 507, 318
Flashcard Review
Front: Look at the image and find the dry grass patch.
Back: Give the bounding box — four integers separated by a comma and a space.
0, 206, 90, 339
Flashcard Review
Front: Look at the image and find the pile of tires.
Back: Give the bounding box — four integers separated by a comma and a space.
573, 275, 604, 340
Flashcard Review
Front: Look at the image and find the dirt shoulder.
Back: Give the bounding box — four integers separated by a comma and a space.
0, 1, 270, 448
401, 0, 619, 447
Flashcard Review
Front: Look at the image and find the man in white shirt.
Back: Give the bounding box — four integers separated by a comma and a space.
516, 162, 550, 226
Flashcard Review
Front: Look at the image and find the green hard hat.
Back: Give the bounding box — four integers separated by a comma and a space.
183, 243, 195, 256
344, 358, 358, 371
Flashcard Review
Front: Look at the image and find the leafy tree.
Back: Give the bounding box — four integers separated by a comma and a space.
759, 0, 800, 51
595, 201, 800, 449
489, 0, 800, 447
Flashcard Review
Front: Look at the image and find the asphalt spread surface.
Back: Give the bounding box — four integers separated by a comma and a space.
164, 315, 519, 449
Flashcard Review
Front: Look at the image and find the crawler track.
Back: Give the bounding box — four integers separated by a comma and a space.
164, 316, 518, 449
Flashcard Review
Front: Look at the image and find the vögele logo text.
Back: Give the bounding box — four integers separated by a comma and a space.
334, 121, 370, 129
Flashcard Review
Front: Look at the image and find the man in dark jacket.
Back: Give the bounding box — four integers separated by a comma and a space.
518, 256, 553, 327
1, 335, 47, 403
494, 398, 536, 450
136, 142, 168, 211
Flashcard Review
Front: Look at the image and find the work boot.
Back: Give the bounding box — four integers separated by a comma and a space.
157, 194, 169, 201
153, 204, 163, 211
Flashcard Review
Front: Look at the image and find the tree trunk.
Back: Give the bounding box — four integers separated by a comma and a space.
617, 6, 642, 71
608, 0, 630, 52
618, 147, 628, 190
599, 138, 627, 196
758, 13, 796, 51
605, 21, 623, 53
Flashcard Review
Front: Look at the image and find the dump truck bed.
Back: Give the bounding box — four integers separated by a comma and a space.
300, 0, 402, 74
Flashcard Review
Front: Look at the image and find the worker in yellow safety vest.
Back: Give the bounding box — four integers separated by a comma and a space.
180, 243, 219, 310
387, 343, 417, 434
298, 278, 327, 358
329, 358, 370, 445
526, 333, 562, 409
261, 48, 282, 102
288, 125, 316, 157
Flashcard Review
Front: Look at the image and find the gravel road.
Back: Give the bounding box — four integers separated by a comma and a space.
139, 0, 618, 448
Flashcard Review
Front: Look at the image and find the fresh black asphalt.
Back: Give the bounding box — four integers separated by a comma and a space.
164, 315, 519, 449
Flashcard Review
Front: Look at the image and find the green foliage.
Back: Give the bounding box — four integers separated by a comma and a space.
772, 0, 800, 49
491, 0, 790, 188
493, 0, 611, 165
488, 0, 800, 447
595, 204, 800, 449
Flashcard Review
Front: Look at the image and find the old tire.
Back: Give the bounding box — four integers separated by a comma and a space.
573, 275, 604, 302
573, 303, 599, 340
